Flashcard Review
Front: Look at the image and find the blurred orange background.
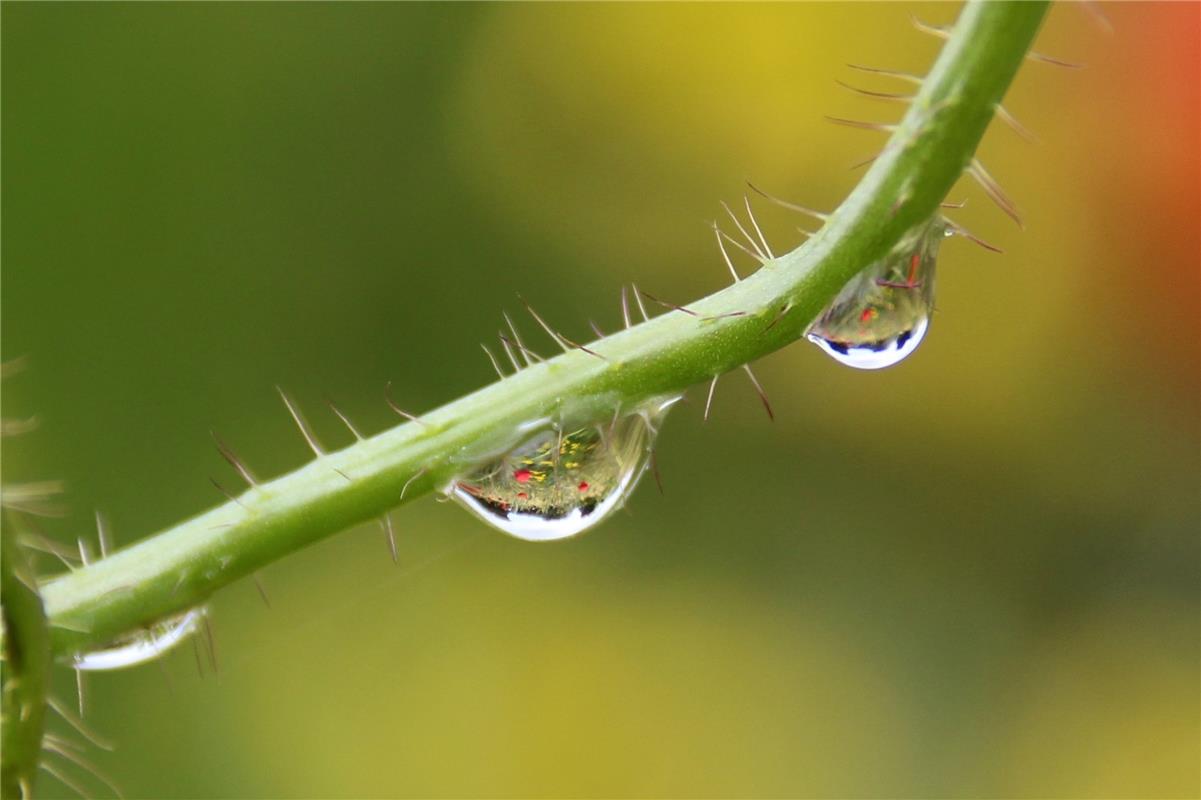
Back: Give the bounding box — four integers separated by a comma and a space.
2, 2, 1198, 797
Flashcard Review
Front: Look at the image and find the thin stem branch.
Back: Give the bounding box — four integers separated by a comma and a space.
33, 0, 1049, 658
2, 526, 51, 797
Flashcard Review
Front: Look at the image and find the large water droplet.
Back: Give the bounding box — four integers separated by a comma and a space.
73, 607, 205, 671
807, 217, 946, 370
449, 403, 670, 541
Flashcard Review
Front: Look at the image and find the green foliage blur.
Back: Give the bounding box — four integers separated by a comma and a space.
3, 3, 1198, 797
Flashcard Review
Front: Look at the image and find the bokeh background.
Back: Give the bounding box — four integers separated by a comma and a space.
3, 2, 1198, 797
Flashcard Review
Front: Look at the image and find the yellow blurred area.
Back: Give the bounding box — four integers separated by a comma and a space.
446, 4, 1010, 280
1002, 604, 1199, 797
3, 2, 1198, 797
231, 564, 910, 795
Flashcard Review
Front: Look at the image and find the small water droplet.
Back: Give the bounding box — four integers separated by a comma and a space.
449, 402, 671, 541
72, 607, 205, 671
807, 217, 945, 370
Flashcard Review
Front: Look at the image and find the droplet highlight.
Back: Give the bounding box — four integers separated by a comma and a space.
449, 404, 668, 541
807, 217, 946, 370
72, 607, 206, 671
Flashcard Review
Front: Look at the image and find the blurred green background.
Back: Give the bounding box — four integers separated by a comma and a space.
3, 2, 1198, 797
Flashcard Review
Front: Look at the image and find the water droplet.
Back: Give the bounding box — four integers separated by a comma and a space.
449, 402, 670, 541
72, 607, 205, 671
807, 217, 946, 370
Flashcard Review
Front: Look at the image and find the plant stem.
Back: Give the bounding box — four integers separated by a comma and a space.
34, 0, 1049, 658
2, 528, 51, 798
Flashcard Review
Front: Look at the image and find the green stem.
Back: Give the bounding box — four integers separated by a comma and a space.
2, 527, 51, 798
35, 0, 1048, 657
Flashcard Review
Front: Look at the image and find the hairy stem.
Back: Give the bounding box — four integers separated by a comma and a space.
2, 528, 51, 798
34, 0, 1048, 657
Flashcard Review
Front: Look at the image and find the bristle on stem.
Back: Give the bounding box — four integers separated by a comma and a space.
400, 468, 426, 501
849, 152, 880, 171
497, 333, 544, 365
825, 116, 897, 133
846, 63, 923, 85
18, 532, 80, 571
518, 294, 572, 352
636, 288, 699, 318
326, 396, 364, 440
94, 511, 112, 559
480, 343, 506, 379
720, 200, 768, 262
42, 738, 125, 799
503, 311, 540, 365
742, 364, 774, 421
910, 15, 952, 40
748, 183, 830, 222
1080, 0, 1114, 34
764, 303, 792, 331
743, 195, 775, 259
380, 514, 398, 564
252, 573, 271, 607
712, 222, 741, 282
561, 336, 607, 360
968, 158, 1024, 228
834, 79, 913, 103
715, 225, 768, 265
630, 284, 651, 322
208, 476, 247, 509
46, 697, 114, 751
39, 761, 90, 800
276, 387, 325, 457
994, 104, 1039, 143
703, 375, 719, 422
202, 614, 218, 674
385, 382, 429, 426
944, 219, 1005, 253
1026, 50, 1084, 69
498, 335, 522, 373
211, 431, 258, 486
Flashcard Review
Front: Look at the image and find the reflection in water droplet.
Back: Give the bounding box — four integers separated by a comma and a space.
807, 217, 946, 370
450, 402, 670, 541
73, 607, 205, 671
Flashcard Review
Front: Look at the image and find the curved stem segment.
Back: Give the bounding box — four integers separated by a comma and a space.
36, 0, 1048, 657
